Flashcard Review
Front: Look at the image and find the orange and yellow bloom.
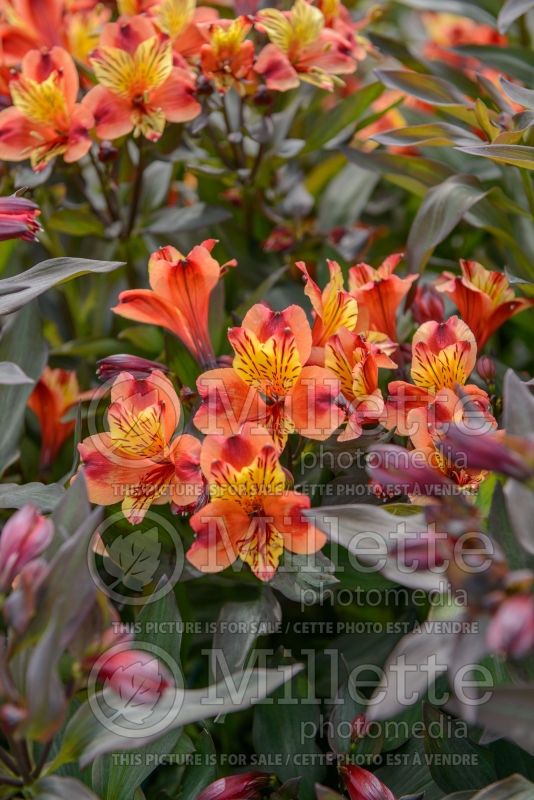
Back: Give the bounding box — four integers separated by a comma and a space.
200, 17, 256, 94
325, 328, 396, 440
113, 240, 236, 369
0, 46, 93, 170
78, 370, 203, 523
254, 0, 355, 92
83, 15, 200, 142
296, 259, 360, 350
187, 426, 326, 581
194, 303, 344, 450
436, 260, 534, 350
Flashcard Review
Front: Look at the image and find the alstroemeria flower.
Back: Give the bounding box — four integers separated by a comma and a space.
150, 0, 218, 59
436, 260, 534, 349
0, 46, 93, 170
28, 367, 80, 469
83, 15, 200, 142
113, 239, 236, 369
254, 0, 355, 92
296, 259, 360, 349
325, 328, 396, 440
194, 303, 344, 450
187, 426, 326, 581
0, 195, 40, 241
348, 253, 417, 341
78, 370, 203, 523
200, 17, 256, 93
386, 316, 482, 435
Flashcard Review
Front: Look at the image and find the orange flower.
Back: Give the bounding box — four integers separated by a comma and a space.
187, 426, 326, 581
386, 316, 483, 435
0, 46, 93, 170
150, 0, 218, 60
194, 303, 344, 450
78, 370, 203, 523
325, 328, 396, 440
254, 0, 355, 92
28, 367, 79, 468
436, 260, 534, 350
348, 253, 417, 341
200, 17, 256, 93
83, 15, 200, 142
113, 239, 236, 369
296, 259, 360, 349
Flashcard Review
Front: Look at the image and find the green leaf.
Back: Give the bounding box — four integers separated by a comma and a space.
500, 79, 534, 111
498, 0, 534, 32
143, 203, 231, 235
48, 208, 105, 237
0, 304, 46, 476
0, 361, 33, 384
0, 481, 64, 512
341, 147, 453, 190
452, 47, 534, 85
373, 122, 480, 147
0, 257, 123, 316
461, 687, 534, 757
54, 665, 302, 768
211, 590, 281, 681
300, 82, 383, 154
406, 174, 489, 272
423, 706, 497, 793
253, 672, 325, 794
394, 0, 498, 25
456, 144, 534, 170
33, 776, 100, 799
374, 69, 468, 106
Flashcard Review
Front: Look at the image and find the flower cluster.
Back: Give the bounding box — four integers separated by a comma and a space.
74, 241, 533, 583
0, 0, 364, 170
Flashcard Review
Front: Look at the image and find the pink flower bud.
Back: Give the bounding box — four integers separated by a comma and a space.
0, 195, 41, 241
0, 506, 53, 592
486, 595, 534, 659
197, 772, 271, 800
341, 765, 396, 800
411, 284, 444, 325
476, 355, 496, 385
439, 427, 533, 482
96, 355, 169, 382
367, 444, 451, 497
95, 649, 173, 704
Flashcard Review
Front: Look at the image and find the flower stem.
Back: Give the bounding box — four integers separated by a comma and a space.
520, 168, 534, 218
124, 139, 145, 239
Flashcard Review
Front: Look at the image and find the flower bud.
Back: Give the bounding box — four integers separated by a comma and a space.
93, 649, 173, 703
0, 506, 53, 592
96, 355, 169, 382
367, 444, 451, 497
0, 195, 41, 241
197, 772, 271, 800
439, 426, 533, 482
476, 355, 496, 385
341, 765, 396, 800
411, 284, 444, 325
486, 595, 534, 659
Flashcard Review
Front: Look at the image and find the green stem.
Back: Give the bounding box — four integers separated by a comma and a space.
124, 139, 145, 239
519, 168, 534, 218
88, 149, 118, 224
